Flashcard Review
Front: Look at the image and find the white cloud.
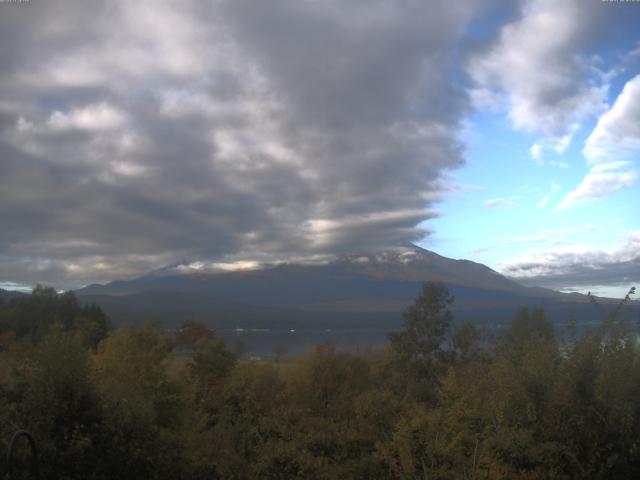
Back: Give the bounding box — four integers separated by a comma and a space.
530, 143, 544, 162
470, 0, 606, 137
554, 167, 637, 211
471, 0, 607, 167
108, 161, 147, 178
583, 74, 640, 164
529, 128, 576, 165
483, 197, 519, 208
47, 102, 127, 131
536, 180, 562, 209
590, 160, 633, 173
536, 195, 549, 208
177, 260, 261, 273
548, 160, 569, 169
501, 225, 600, 245
553, 72, 640, 212
468, 87, 503, 111
442, 181, 487, 196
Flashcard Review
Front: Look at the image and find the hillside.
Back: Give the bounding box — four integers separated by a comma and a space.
75, 245, 617, 329
0, 288, 28, 303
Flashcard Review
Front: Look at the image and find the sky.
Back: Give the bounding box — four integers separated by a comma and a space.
0, 0, 639, 297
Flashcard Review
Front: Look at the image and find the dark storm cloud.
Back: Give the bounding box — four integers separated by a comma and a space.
0, 0, 486, 288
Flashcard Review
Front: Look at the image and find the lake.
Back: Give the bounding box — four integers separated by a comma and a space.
217, 320, 637, 356
218, 328, 392, 356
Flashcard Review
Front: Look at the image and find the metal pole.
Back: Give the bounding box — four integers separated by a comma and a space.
5, 430, 39, 480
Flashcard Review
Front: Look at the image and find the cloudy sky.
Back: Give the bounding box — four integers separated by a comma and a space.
0, 0, 639, 296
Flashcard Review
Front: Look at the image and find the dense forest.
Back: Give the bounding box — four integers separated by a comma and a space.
0, 283, 639, 479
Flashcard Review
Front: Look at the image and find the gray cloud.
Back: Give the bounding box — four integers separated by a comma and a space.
0, 0, 485, 288
499, 231, 640, 290
469, 0, 608, 159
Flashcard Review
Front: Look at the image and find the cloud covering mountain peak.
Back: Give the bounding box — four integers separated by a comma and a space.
0, 0, 484, 288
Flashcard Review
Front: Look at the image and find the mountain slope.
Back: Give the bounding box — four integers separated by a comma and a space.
0, 288, 28, 303
75, 245, 612, 328
79, 245, 558, 301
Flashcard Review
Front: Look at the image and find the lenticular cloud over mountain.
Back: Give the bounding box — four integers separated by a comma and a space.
0, 0, 478, 288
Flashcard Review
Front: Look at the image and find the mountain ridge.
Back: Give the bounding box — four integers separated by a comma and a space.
79, 245, 555, 296
72, 245, 621, 329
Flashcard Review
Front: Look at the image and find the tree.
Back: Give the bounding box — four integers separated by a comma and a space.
0, 285, 110, 347
452, 321, 481, 363
173, 320, 215, 351
189, 337, 237, 404
92, 325, 184, 480
505, 306, 554, 348
0, 326, 104, 479
388, 282, 454, 402
272, 345, 288, 362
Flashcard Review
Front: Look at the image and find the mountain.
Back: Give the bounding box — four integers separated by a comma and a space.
0, 288, 28, 303
75, 245, 616, 330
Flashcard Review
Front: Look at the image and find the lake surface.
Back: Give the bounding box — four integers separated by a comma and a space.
218, 328, 392, 356
217, 320, 639, 356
